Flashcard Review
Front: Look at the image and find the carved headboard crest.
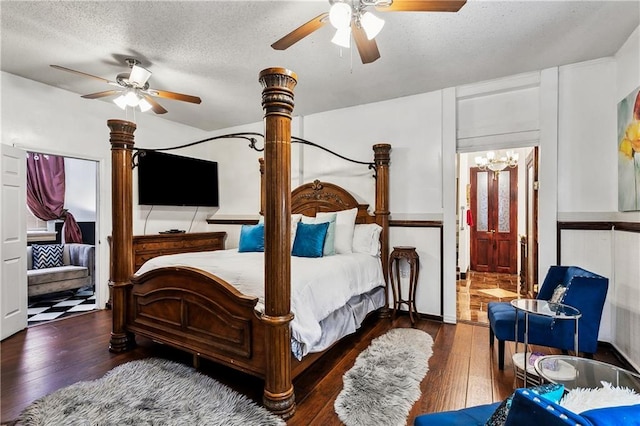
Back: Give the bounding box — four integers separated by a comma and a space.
291, 179, 371, 222
298, 180, 349, 208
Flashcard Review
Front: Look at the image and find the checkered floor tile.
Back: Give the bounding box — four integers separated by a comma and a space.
27, 288, 96, 326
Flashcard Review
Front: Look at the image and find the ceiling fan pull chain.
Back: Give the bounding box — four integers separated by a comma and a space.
350, 37, 354, 74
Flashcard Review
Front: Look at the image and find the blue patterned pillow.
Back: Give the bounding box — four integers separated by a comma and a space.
32, 244, 64, 269
485, 383, 565, 426
292, 222, 330, 258
238, 224, 265, 252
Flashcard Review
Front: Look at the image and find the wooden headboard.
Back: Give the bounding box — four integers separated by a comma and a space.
291, 179, 373, 223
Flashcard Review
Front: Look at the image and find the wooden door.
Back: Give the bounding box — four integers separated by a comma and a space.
525, 148, 539, 297
470, 166, 518, 274
1, 144, 27, 340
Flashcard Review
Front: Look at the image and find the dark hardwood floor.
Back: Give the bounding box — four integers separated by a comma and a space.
0, 309, 629, 425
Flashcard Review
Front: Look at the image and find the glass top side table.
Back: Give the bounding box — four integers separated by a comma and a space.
510, 299, 582, 387
534, 355, 640, 392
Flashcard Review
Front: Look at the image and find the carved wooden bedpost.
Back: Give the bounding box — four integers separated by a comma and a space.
107, 119, 137, 352
259, 67, 297, 418
374, 143, 391, 318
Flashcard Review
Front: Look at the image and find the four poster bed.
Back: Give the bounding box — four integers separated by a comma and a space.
107, 68, 391, 418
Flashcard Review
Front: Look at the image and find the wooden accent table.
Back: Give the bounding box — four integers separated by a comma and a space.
389, 246, 420, 324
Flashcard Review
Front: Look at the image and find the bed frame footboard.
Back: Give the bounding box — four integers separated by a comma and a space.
128, 267, 268, 376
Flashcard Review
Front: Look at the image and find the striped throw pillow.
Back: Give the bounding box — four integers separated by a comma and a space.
32, 244, 64, 269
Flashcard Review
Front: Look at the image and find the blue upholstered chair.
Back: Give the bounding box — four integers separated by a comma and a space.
488, 266, 608, 370
414, 388, 640, 426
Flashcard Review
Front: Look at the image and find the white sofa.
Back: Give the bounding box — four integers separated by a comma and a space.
27, 243, 95, 297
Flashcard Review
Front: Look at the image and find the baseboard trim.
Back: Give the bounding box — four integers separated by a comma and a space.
598, 341, 639, 374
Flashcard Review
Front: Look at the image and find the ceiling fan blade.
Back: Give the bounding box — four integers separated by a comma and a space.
351, 23, 381, 64
142, 95, 168, 114
271, 12, 329, 50
145, 89, 201, 104
376, 0, 466, 12
50, 65, 114, 84
81, 90, 121, 99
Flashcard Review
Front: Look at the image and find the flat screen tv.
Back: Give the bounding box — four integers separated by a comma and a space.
137, 150, 219, 207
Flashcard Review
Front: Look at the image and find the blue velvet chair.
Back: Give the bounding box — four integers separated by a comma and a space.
414, 388, 640, 426
488, 266, 608, 370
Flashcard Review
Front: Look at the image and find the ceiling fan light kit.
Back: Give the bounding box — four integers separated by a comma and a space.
360, 11, 385, 40
113, 94, 129, 110
113, 89, 153, 113
332, 26, 352, 48
138, 98, 153, 112
128, 64, 152, 87
272, 0, 466, 64
329, 2, 352, 29
329, 1, 384, 48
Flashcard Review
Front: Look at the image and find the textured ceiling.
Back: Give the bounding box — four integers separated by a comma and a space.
1, 1, 638, 131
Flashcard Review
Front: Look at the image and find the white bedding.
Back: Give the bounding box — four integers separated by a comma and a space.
135, 249, 385, 357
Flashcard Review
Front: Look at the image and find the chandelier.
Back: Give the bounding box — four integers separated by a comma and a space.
474, 151, 519, 177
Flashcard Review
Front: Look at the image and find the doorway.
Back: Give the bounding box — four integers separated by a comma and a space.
456, 147, 537, 324
470, 165, 518, 274
25, 153, 98, 326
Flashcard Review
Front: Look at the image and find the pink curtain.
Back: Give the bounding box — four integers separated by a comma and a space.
26, 152, 83, 243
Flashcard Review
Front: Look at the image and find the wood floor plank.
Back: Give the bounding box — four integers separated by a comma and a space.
466, 324, 494, 407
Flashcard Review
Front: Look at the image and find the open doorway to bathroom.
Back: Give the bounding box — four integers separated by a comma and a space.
26, 153, 98, 326
456, 146, 537, 324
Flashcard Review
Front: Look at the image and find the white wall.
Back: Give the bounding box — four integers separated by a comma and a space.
64, 157, 97, 222
612, 26, 640, 370
1, 71, 208, 308
558, 58, 618, 214
556, 26, 640, 367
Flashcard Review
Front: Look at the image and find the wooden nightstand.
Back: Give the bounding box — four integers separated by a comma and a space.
389, 246, 420, 324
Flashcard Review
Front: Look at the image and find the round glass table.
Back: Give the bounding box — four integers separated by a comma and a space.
534, 355, 640, 392
510, 299, 582, 387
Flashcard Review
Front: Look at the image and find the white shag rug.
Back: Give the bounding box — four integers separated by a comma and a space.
334, 328, 434, 426
560, 381, 640, 414
16, 358, 285, 426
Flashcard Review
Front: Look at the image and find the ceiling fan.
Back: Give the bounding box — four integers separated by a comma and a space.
272, 0, 466, 64
50, 58, 201, 114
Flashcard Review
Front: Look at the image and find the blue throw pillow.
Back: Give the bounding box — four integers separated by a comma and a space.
238, 224, 264, 252
292, 222, 330, 258
485, 383, 564, 426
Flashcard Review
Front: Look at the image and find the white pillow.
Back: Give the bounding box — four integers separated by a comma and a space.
559, 382, 640, 414
352, 223, 382, 256
317, 207, 357, 254
258, 214, 302, 246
